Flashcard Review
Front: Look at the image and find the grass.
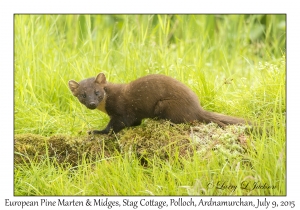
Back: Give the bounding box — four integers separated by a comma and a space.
14, 14, 286, 195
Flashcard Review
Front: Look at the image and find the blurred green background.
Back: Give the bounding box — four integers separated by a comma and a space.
14, 14, 285, 135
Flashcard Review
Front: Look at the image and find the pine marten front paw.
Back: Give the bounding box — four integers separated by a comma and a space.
88, 129, 109, 135
87, 130, 100, 135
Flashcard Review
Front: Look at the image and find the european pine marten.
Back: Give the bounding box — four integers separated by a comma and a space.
69, 73, 248, 134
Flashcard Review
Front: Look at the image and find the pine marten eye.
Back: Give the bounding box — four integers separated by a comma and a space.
95, 90, 100, 96
81, 93, 86, 98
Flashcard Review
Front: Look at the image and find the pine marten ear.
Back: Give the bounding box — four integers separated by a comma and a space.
68, 80, 79, 95
95, 73, 107, 85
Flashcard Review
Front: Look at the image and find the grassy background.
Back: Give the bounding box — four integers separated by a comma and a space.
14, 14, 286, 195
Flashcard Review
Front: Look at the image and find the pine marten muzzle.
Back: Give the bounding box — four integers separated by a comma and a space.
69, 73, 249, 135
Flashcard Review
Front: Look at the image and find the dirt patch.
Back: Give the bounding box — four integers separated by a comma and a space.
14, 119, 252, 166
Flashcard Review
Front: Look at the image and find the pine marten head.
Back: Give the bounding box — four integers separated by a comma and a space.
68, 73, 107, 112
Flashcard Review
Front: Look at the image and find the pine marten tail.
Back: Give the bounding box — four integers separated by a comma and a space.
201, 110, 251, 127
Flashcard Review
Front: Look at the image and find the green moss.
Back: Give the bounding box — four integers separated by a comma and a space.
118, 120, 251, 163
15, 119, 251, 166
14, 133, 119, 166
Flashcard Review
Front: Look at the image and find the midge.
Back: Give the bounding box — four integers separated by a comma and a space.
69, 73, 249, 135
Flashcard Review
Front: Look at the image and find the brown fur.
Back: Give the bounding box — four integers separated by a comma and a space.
69, 73, 249, 134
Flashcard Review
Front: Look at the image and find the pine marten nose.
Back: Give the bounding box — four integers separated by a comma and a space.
88, 102, 97, 109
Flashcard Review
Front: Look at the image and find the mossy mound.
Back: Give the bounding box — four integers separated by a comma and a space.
118, 119, 251, 163
118, 120, 192, 161
14, 133, 119, 166
15, 119, 252, 166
